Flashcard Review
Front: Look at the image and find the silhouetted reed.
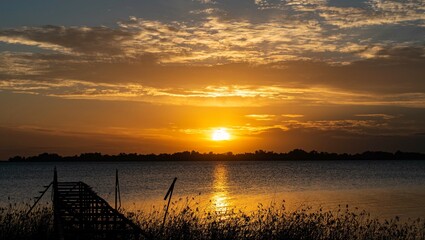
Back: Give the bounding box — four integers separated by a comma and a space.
1, 199, 424, 240
0, 202, 53, 240
127, 198, 425, 240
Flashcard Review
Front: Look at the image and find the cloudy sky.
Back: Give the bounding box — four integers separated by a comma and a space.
0, 0, 424, 159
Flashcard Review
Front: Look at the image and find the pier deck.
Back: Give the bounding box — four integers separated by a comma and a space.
52, 170, 147, 240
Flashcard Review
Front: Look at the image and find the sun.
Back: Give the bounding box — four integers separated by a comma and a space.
212, 128, 231, 141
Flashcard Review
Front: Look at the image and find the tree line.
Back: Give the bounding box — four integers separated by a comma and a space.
8, 149, 425, 162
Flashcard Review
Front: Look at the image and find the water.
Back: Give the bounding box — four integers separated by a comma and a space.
1, 160, 425, 220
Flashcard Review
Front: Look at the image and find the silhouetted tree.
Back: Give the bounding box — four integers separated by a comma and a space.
8, 149, 425, 162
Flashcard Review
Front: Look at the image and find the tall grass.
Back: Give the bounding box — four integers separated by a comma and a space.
127, 199, 425, 240
0, 202, 53, 240
1, 199, 424, 240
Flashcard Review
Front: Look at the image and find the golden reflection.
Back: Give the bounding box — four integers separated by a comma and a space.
212, 163, 230, 213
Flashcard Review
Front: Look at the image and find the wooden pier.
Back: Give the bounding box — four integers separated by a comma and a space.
51, 169, 148, 240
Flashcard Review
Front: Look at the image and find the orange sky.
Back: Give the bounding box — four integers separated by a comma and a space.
0, 0, 425, 159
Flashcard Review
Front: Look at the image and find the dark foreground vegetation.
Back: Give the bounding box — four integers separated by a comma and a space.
1, 201, 424, 240
8, 149, 425, 162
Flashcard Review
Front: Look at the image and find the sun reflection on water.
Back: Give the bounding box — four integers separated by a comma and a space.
212, 163, 231, 213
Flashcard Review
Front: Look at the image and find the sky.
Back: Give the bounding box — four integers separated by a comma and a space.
0, 0, 424, 159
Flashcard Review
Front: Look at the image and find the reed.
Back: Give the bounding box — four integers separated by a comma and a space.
0, 202, 53, 240
1, 199, 424, 240
127, 199, 425, 240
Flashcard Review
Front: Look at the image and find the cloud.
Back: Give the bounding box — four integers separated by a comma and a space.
245, 114, 276, 121
284, 0, 425, 28
283, 119, 390, 135
251, 127, 425, 153
0, 16, 374, 65
175, 109, 425, 152
1, 8, 423, 66
196, 0, 216, 4
355, 114, 396, 120
190, 8, 223, 15
0, 45, 424, 108
0, 13, 423, 108
0, 52, 46, 76
0, 125, 195, 159
240, 113, 423, 138
120, 16, 333, 64
0, 26, 134, 55
2, 78, 425, 108
374, 46, 425, 61
281, 114, 304, 118
0, 1, 423, 157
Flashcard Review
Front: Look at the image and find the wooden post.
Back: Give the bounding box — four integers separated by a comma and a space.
53, 167, 64, 240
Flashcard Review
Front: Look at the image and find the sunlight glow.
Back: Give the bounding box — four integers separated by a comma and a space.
212, 128, 231, 141
212, 164, 230, 214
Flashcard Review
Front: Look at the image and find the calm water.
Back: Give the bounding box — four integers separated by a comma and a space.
1, 160, 425, 219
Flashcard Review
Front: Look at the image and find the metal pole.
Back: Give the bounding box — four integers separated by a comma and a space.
53, 167, 64, 240
26, 182, 52, 216
115, 169, 121, 210
53, 167, 58, 230
162, 177, 177, 229
115, 169, 118, 210
114, 169, 119, 235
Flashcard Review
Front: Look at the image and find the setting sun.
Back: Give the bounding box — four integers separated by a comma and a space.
212, 128, 231, 141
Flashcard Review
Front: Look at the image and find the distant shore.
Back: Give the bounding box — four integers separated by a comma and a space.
7, 149, 425, 162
